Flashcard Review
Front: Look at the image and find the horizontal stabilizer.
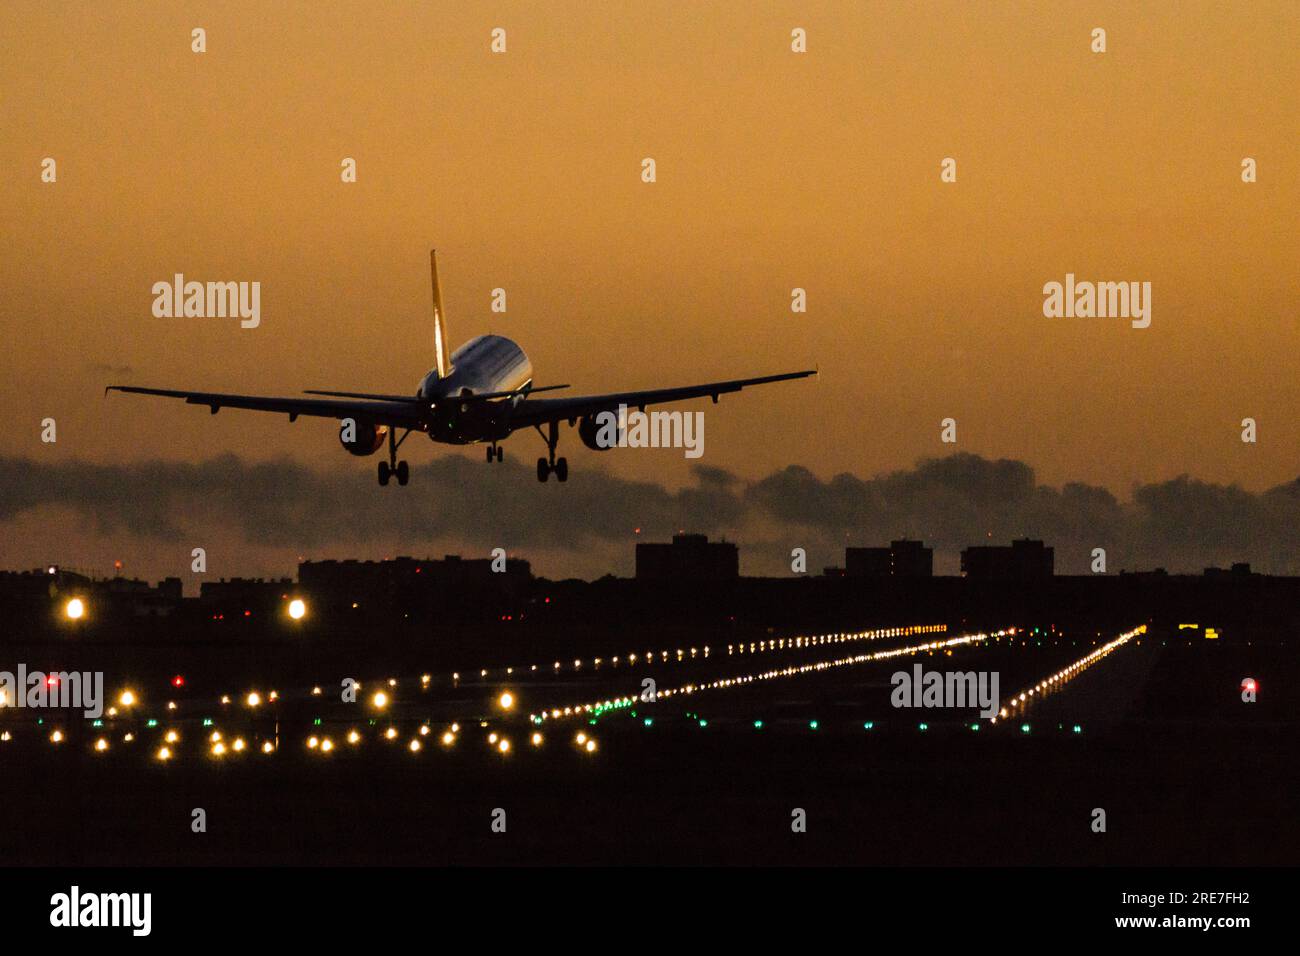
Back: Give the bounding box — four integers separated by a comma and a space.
460, 383, 570, 402
303, 390, 421, 402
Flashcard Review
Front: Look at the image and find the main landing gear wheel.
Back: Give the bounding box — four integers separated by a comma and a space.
534, 420, 568, 482
378, 428, 413, 487
487, 444, 503, 463
536, 456, 568, 483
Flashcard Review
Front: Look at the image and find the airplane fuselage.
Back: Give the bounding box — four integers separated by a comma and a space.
419, 334, 533, 444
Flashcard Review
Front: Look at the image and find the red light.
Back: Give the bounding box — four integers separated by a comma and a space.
171, 675, 185, 688
46, 675, 59, 687
244, 610, 251, 617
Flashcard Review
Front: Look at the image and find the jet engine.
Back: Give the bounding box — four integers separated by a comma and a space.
338, 419, 389, 456
578, 412, 622, 451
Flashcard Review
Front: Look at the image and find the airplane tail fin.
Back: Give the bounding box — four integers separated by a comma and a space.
430, 249, 450, 378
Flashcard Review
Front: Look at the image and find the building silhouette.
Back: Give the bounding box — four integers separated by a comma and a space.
635, 533, 739, 580
960, 538, 1054, 580
845, 539, 933, 578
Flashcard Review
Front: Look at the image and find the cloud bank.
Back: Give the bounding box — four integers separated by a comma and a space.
0, 453, 1295, 578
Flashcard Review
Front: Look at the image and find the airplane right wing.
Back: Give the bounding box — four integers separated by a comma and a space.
506, 369, 816, 429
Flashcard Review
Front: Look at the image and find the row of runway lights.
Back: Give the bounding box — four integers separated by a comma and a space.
5, 706, 1098, 759
12, 619, 1140, 755
528, 629, 1012, 725
13, 721, 600, 761
990, 624, 1146, 723
306, 623, 950, 714
6, 622, 1149, 756
2, 622, 951, 732
0, 627, 994, 753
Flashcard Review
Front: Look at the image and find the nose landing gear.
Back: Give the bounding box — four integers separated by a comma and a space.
486, 443, 504, 463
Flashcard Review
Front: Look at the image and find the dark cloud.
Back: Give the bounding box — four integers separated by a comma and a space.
0, 452, 1295, 576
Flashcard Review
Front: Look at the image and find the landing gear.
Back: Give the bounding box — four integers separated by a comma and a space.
486, 443, 503, 463
378, 428, 412, 487
533, 420, 568, 482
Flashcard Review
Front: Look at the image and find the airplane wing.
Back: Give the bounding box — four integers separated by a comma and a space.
105, 386, 427, 426
506, 369, 816, 429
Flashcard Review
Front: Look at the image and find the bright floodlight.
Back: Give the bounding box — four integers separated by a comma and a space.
287, 598, 307, 620
246, 692, 261, 708
371, 690, 389, 710
498, 691, 515, 710
118, 689, 137, 708
64, 598, 85, 620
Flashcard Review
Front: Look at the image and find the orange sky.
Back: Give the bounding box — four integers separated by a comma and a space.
2, 1, 1296, 507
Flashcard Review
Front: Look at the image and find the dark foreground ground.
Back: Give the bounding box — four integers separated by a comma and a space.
1, 622, 1295, 866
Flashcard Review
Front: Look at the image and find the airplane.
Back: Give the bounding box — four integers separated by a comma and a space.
108, 251, 816, 486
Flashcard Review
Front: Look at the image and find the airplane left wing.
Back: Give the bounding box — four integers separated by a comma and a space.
105, 386, 427, 426
506, 369, 816, 429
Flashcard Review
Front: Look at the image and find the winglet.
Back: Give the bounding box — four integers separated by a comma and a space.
430, 249, 450, 379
